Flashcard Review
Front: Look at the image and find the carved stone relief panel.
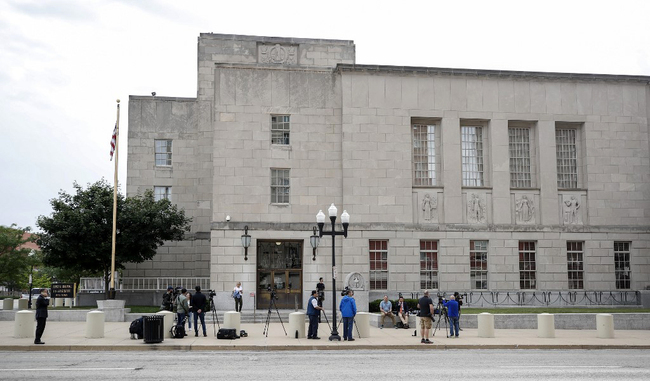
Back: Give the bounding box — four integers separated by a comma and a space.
561, 194, 582, 225
258, 44, 298, 65
466, 192, 487, 224
421, 192, 439, 223
515, 194, 536, 225
345, 272, 365, 290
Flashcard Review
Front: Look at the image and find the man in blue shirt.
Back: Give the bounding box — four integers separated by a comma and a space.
379, 295, 397, 329
339, 289, 357, 341
444, 295, 460, 338
306, 290, 323, 339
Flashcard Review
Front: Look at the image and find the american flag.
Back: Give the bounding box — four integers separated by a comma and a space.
110, 124, 117, 161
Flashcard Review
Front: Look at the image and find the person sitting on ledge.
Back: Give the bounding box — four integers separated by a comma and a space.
397, 295, 409, 329
379, 295, 397, 329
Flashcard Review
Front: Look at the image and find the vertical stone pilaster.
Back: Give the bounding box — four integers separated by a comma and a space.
442, 116, 462, 223
491, 119, 511, 224
538, 120, 559, 225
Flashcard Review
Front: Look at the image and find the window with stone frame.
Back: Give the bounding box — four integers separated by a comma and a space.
270, 168, 290, 204
412, 121, 440, 186
154, 186, 171, 201
555, 124, 583, 189
369, 240, 388, 290
470, 240, 488, 290
508, 123, 537, 188
614, 242, 631, 290
519, 241, 536, 289
461, 122, 488, 187
154, 139, 172, 166
271, 115, 290, 145
419, 240, 438, 290
567, 241, 584, 289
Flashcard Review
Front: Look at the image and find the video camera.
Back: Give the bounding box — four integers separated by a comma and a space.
267, 285, 279, 300
208, 289, 216, 298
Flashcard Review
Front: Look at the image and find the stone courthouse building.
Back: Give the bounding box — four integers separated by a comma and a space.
125, 33, 650, 311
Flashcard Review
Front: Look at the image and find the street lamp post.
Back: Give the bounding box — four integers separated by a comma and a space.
315, 203, 349, 341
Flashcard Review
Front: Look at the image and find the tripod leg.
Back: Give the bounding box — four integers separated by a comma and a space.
272, 298, 287, 335
321, 310, 332, 332
353, 318, 361, 338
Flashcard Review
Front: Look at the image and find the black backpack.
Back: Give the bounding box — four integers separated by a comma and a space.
129, 317, 144, 339
171, 316, 187, 339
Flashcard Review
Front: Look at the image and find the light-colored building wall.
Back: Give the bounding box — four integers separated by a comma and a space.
125, 33, 650, 311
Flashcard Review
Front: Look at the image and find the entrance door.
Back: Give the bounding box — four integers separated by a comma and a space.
257, 240, 302, 309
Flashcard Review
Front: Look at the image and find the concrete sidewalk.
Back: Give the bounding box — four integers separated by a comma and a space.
1, 321, 649, 351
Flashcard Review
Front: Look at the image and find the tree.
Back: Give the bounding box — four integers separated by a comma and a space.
37, 179, 192, 295
0, 224, 35, 290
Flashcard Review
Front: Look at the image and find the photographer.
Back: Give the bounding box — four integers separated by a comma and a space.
162, 286, 174, 311
454, 291, 463, 331
307, 290, 324, 339
443, 295, 460, 338
417, 290, 434, 344
339, 289, 357, 341
316, 277, 325, 322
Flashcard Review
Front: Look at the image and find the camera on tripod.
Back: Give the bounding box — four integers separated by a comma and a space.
267, 285, 279, 300
208, 289, 216, 298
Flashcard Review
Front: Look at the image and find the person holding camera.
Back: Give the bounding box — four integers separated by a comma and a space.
192, 286, 207, 337
233, 282, 243, 312
397, 295, 409, 329
339, 289, 357, 341
454, 291, 463, 331
417, 290, 434, 344
307, 290, 324, 339
379, 295, 397, 329
162, 286, 174, 311
444, 295, 460, 338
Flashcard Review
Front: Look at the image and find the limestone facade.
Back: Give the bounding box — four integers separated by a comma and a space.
126, 33, 650, 311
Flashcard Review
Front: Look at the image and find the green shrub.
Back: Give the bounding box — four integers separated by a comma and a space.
369, 298, 419, 313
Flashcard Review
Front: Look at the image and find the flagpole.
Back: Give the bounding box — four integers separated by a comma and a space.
109, 99, 120, 300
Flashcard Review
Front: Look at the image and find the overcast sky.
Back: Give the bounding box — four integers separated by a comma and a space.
1, 0, 649, 231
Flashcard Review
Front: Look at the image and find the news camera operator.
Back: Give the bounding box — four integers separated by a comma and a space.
443, 295, 460, 338
162, 286, 174, 311
307, 290, 324, 339
454, 291, 464, 331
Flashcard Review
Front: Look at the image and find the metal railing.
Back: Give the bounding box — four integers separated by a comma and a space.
80, 277, 211, 292
455, 290, 641, 307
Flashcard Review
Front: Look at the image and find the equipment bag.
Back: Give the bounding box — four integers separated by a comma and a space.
217, 328, 239, 339
129, 317, 144, 339
170, 316, 187, 339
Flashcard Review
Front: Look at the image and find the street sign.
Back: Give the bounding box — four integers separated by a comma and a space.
51, 283, 74, 298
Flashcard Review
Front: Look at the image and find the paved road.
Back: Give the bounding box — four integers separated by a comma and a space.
1, 349, 648, 380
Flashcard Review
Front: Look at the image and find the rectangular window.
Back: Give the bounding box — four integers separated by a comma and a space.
614, 242, 631, 289
519, 241, 536, 289
369, 240, 388, 290
155, 140, 172, 166
153, 186, 171, 201
470, 240, 488, 290
461, 125, 485, 187
556, 127, 579, 189
567, 241, 584, 289
419, 240, 438, 290
271, 115, 290, 145
509, 126, 533, 188
412, 123, 439, 186
270, 169, 290, 204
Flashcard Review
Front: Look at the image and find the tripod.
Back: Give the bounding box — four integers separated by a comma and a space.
263, 290, 287, 337
336, 315, 361, 338
431, 301, 448, 338
209, 295, 221, 337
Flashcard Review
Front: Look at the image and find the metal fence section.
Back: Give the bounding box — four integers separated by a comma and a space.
80, 277, 210, 292
457, 290, 641, 307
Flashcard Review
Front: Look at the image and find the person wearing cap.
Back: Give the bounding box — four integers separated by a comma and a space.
162, 286, 174, 311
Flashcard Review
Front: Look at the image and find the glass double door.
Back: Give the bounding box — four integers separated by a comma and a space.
257, 240, 302, 309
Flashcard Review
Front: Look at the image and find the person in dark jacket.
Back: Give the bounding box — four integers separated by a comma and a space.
162, 286, 174, 311
316, 277, 325, 322
192, 286, 207, 337
306, 290, 323, 339
396, 295, 409, 328
34, 289, 49, 344
339, 289, 357, 341
454, 291, 464, 331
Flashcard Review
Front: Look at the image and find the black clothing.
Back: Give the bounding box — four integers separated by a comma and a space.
34, 294, 49, 343
162, 291, 173, 311
192, 291, 207, 313
417, 296, 434, 317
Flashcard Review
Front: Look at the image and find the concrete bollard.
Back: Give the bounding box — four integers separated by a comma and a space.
355, 312, 370, 338
156, 310, 175, 338
2, 299, 13, 310
537, 313, 555, 338
18, 299, 28, 310
224, 311, 241, 333
64, 298, 73, 308
478, 312, 495, 338
54, 298, 64, 307
288, 312, 305, 338
596, 313, 615, 339
14, 310, 35, 338
415, 316, 433, 338
85, 310, 105, 338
